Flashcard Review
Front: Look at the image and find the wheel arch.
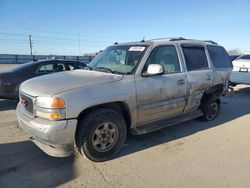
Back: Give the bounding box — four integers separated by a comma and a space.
76, 101, 132, 131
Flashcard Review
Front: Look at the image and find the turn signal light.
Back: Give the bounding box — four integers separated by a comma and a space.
50, 97, 65, 108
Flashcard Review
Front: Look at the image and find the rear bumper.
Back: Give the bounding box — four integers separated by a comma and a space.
16, 103, 78, 157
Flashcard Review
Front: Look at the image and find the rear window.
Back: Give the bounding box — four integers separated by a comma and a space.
182, 46, 209, 71
207, 45, 232, 68
238, 54, 250, 60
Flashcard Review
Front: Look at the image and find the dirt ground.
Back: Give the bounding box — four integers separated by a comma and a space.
0, 64, 250, 187
0, 64, 18, 71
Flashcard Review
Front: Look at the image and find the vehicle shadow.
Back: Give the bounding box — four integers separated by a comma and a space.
0, 141, 77, 187
0, 99, 18, 111
117, 89, 250, 160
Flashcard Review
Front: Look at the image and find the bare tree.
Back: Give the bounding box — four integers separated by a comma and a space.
227, 49, 242, 55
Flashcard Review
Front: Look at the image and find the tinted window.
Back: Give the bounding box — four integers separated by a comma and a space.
56, 63, 66, 71
182, 46, 208, 71
145, 46, 181, 73
207, 45, 232, 68
67, 63, 86, 70
229, 55, 240, 61
238, 54, 250, 60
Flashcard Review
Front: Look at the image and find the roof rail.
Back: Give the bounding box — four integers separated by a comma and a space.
203, 40, 218, 45
169, 37, 186, 41
148, 37, 186, 42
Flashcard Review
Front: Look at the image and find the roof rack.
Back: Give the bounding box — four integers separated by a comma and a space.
169, 37, 186, 41
203, 40, 218, 45
148, 37, 186, 42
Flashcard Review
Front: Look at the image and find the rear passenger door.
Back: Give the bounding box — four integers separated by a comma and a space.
181, 44, 213, 112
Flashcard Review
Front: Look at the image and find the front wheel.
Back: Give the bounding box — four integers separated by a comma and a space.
199, 98, 221, 121
76, 109, 127, 162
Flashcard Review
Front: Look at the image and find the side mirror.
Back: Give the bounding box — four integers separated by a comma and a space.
143, 64, 164, 76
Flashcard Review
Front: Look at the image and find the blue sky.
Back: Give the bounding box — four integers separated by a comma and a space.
0, 0, 249, 55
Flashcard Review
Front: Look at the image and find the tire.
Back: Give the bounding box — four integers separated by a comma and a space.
199, 97, 221, 122
76, 108, 127, 162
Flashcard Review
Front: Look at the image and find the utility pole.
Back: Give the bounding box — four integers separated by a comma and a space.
78, 32, 81, 56
29, 35, 33, 56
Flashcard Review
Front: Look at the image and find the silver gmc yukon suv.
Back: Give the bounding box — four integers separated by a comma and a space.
17, 38, 232, 162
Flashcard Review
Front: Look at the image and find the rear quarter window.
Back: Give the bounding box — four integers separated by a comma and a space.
207, 45, 233, 68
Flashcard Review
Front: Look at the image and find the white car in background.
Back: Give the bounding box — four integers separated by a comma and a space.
230, 54, 250, 86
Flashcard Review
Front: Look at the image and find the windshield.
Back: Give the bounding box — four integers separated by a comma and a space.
88, 45, 148, 75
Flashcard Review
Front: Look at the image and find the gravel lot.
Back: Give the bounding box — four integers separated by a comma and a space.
0, 64, 250, 187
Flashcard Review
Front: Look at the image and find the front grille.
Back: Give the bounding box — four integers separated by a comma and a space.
20, 93, 33, 114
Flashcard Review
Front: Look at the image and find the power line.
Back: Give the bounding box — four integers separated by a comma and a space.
0, 29, 135, 41
0, 31, 118, 54
0, 32, 28, 37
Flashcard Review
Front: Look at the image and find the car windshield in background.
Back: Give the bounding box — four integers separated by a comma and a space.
88, 45, 148, 75
238, 54, 250, 60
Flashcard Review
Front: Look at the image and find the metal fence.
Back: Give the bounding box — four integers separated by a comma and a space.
0, 54, 95, 64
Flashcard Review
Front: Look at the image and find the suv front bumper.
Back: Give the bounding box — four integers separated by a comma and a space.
16, 103, 77, 157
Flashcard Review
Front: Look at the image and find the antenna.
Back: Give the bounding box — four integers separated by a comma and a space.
141, 36, 145, 42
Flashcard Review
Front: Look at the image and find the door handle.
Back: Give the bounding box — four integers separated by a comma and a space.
177, 79, 185, 85
207, 75, 211, 80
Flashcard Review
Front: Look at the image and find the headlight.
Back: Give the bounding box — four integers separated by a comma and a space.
35, 97, 66, 120
36, 97, 65, 108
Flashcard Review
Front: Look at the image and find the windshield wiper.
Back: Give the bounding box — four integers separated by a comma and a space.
84, 65, 93, 70
112, 70, 125, 75
94, 67, 125, 75
95, 67, 113, 73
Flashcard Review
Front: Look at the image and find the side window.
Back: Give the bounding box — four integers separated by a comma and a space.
145, 46, 181, 73
56, 63, 66, 72
67, 63, 86, 70
207, 45, 233, 68
38, 63, 55, 73
182, 46, 209, 71
38, 62, 66, 73
67, 64, 76, 70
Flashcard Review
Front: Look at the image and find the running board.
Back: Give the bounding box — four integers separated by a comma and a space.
131, 110, 203, 135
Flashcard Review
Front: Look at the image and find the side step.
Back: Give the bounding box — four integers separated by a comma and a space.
131, 110, 203, 135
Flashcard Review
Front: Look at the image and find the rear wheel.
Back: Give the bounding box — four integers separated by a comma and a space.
76, 109, 127, 162
199, 98, 221, 121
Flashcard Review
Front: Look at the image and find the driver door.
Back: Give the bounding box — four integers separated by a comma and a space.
135, 45, 188, 125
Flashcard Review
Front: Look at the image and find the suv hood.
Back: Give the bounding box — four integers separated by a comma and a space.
20, 70, 123, 97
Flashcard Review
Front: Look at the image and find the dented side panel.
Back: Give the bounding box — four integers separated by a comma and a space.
184, 69, 213, 112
